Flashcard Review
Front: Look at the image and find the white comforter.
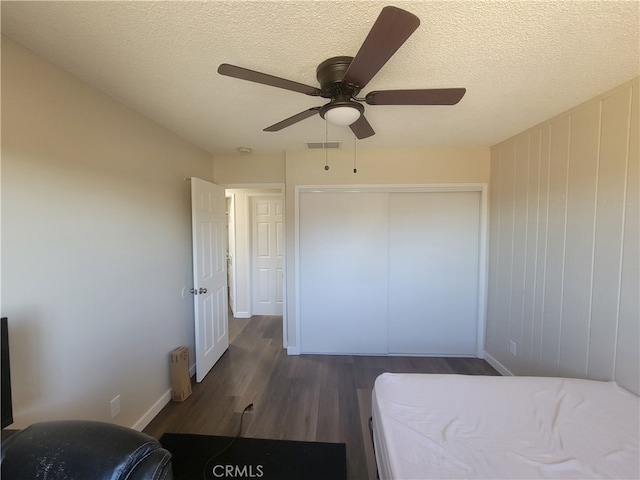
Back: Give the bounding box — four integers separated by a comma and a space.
372, 373, 640, 479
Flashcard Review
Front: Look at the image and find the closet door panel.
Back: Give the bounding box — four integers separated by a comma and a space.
388, 191, 480, 355
299, 192, 389, 354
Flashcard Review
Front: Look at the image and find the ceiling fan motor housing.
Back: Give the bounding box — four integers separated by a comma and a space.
317, 56, 364, 121
316, 56, 360, 97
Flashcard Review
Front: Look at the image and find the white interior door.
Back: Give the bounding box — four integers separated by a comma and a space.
251, 195, 284, 315
191, 178, 229, 383
388, 191, 480, 355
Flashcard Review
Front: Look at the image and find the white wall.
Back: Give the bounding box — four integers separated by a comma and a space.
1, 37, 214, 429
485, 77, 639, 394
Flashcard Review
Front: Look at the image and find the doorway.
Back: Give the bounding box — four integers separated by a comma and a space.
225, 187, 285, 320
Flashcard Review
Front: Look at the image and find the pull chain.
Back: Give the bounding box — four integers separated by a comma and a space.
324, 119, 330, 171
353, 135, 358, 174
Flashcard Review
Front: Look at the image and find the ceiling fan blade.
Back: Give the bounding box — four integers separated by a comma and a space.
218, 64, 322, 96
263, 107, 321, 132
365, 88, 466, 105
342, 6, 420, 89
349, 115, 375, 139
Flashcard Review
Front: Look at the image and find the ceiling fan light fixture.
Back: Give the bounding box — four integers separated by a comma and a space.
321, 102, 364, 127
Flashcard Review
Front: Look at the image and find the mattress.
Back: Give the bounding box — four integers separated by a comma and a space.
371, 373, 639, 479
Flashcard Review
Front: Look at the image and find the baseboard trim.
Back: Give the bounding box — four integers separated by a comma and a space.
287, 346, 300, 355
132, 363, 198, 432
483, 351, 514, 376
133, 389, 172, 432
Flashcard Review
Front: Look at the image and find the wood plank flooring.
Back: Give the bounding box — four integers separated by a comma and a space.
143, 315, 499, 479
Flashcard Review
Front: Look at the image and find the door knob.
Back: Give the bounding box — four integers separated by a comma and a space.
199, 287, 207, 294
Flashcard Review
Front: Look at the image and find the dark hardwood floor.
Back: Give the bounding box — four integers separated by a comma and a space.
143, 314, 499, 479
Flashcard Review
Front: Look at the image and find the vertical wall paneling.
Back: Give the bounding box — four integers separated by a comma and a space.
486, 78, 640, 394
615, 84, 640, 393
560, 102, 600, 378
532, 125, 551, 371
588, 88, 631, 381
522, 129, 541, 374
510, 136, 530, 373
495, 143, 516, 368
486, 152, 502, 356
541, 116, 571, 376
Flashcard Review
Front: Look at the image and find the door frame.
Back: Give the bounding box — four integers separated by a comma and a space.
226, 195, 236, 315
224, 183, 287, 348
293, 183, 489, 357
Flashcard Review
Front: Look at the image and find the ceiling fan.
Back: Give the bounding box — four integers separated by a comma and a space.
218, 6, 466, 139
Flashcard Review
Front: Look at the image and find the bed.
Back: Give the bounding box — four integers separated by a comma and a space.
371, 373, 639, 479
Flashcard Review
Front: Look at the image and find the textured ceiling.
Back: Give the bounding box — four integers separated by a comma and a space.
2, 1, 639, 155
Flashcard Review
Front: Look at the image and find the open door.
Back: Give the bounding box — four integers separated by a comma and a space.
191, 178, 229, 382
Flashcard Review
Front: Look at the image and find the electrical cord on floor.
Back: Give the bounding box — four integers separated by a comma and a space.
202, 402, 254, 479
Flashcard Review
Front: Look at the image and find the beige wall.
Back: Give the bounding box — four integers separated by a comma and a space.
285, 147, 490, 185
213, 153, 285, 185
214, 145, 490, 350
1, 37, 214, 429
486, 77, 639, 394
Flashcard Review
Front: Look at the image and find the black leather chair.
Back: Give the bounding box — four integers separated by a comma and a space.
1, 420, 173, 479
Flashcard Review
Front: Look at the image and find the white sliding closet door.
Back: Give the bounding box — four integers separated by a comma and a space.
298, 188, 482, 356
299, 192, 388, 354
388, 191, 480, 355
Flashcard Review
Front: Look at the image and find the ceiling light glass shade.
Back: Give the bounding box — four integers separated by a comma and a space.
324, 105, 362, 126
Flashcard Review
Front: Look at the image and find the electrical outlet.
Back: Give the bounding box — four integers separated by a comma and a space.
509, 341, 517, 356
110, 394, 121, 418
